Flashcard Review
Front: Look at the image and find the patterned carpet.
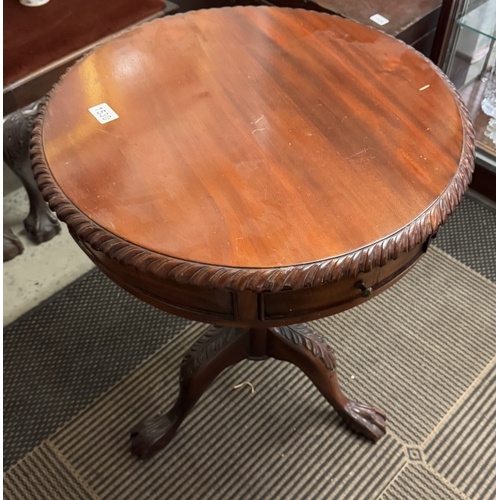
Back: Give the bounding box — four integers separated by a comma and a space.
3, 194, 496, 499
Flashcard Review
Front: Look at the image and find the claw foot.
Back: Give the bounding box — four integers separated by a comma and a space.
339, 400, 386, 441
3, 228, 24, 262
24, 206, 61, 244
130, 412, 180, 460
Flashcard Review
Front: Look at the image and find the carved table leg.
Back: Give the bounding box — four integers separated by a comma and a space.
3, 101, 60, 245
3, 227, 24, 262
131, 326, 250, 459
267, 324, 386, 441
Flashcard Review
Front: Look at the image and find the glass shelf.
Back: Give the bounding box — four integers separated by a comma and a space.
456, 0, 496, 40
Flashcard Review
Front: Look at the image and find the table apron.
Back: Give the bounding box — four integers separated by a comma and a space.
76, 239, 425, 328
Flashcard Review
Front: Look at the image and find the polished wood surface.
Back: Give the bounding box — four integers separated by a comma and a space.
41, 6, 466, 270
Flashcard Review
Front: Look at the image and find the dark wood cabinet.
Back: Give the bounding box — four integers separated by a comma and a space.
262, 0, 442, 58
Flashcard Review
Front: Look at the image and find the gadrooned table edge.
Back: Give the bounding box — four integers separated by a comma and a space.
29, 7, 476, 293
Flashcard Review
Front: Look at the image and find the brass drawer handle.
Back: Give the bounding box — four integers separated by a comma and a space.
355, 280, 373, 297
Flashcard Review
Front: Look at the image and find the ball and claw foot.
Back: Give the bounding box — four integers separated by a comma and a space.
24, 205, 61, 244
339, 400, 387, 442
3, 228, 24, 262
130, 412, 180, 460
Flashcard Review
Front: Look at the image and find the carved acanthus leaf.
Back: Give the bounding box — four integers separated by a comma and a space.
181, 326, 245, 380
275, 324, 336, 371
4, 101, 40, 167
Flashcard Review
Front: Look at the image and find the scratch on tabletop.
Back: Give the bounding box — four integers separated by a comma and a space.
346, 148, 369, 160
98, 129, 119, 138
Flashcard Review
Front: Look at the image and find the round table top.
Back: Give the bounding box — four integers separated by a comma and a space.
33, 6, 474, 290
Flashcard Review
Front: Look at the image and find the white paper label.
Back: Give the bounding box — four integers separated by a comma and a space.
370, 14, 389, 26
88, 103, 119, 124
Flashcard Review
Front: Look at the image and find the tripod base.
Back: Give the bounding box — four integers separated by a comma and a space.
130, 324, 386, 460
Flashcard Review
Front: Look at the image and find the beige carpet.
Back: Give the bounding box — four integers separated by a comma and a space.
4, 248, 495, 499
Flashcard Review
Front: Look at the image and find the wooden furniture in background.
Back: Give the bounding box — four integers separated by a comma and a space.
266, 0, 443, 58
3, 0, 170, 261
431, 0, 461, 67
32, 7, 474, 459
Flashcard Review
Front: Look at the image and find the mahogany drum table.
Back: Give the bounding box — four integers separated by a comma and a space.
31, 6, 475, 460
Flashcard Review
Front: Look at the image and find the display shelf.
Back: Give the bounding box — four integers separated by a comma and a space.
456, 0, 495, 40
440, 0, 496, 199
460, 77, 496, 158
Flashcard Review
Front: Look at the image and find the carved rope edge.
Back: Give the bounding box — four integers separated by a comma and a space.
29, 16, 475, 294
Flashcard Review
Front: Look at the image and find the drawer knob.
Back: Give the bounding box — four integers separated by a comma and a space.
355, 280, 373, 297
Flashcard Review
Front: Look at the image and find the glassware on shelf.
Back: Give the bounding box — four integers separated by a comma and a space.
481, 63, 496, 118
485, 118, 496, 144
481, 62, 496, 145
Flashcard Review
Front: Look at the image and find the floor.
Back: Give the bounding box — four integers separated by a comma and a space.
3, 166, 95, 326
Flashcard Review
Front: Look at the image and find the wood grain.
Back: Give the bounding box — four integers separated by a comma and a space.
32, 6, 474, 292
